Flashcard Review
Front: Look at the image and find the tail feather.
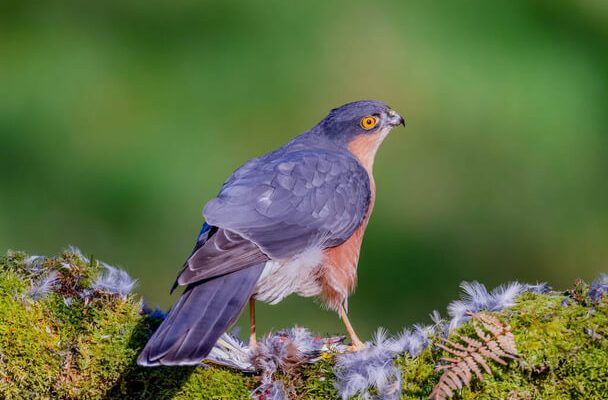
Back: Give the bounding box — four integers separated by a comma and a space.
137, 264, 264, 366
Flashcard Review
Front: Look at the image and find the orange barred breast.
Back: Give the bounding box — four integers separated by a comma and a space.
318, 132, 383, 310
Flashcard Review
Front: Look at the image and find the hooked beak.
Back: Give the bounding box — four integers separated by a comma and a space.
387, 109, 405, 127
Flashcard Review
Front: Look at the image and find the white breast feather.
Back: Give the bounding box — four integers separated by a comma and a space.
253, 247, 324, 304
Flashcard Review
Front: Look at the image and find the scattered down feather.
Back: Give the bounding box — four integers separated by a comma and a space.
392, 323, 436, 357
92, 263, 137, 298
589, 274, 608, 303
526, 282, 551, 294
24, 255, 45, 273
26, 270, 60, 300
17, 248, 603, 400
447, 281, 527, 330
334, 329, 402, 400
207, 331, 255, 372
251, 327, 328, 399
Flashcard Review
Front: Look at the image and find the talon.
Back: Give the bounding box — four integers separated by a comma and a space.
347, 340, 365, 352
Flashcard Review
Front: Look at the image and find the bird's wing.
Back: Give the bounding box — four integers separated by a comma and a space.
203, 148, 371, 259
173, 224, 269, 288
174, 149, 370, 288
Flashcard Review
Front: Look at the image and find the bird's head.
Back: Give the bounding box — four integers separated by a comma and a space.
315, 100, 405, 168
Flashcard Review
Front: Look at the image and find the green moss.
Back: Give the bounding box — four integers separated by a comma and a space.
0, 274, 60, 399
443, 292, 608, 400
398, 346, 441, 398
0, 250, 256, 399
297, 356, 338, 399
0, 250, 607, 399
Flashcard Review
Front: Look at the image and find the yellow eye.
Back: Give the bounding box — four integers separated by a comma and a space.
360, 115, 377, 130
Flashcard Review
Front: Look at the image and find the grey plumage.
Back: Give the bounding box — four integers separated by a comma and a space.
206, 331, 254, 371
392, 323, 436, 357
589, 273, 608, 303
138, 100, 399, 367
202, 100, 396, 261
333, 329, 402, 400
24, 255, 46, 273
26, 270, 60, 300
175, 226, 269, 288
204, 147, 371, 259
137, 263, 264, 366
447, 281, 527, 330
92, 263, 137, 298
526, 282, 551, 294
251, 327, 326, 399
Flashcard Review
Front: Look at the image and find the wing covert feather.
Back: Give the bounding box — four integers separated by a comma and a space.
175, 227, 269, 287
203, 149, 371, 259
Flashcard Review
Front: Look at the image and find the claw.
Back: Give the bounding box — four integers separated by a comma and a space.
347, 340, 366, 352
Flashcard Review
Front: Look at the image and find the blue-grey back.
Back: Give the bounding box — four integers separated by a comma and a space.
203, 135, 371, 259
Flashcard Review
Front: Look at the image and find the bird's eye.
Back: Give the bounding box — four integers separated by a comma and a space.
360, 116, 378, 130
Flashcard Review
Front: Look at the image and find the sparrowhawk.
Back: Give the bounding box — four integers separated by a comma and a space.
138, 100, 405, 366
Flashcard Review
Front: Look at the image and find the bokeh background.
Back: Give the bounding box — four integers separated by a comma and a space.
1, 1, 607, 338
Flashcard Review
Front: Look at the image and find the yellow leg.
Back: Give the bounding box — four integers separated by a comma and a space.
339, 304, 365, 351
249, 297, 257, 349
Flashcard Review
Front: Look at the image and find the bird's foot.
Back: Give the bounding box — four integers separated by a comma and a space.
346, 339, 365, 352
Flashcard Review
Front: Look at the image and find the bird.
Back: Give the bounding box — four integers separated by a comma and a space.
137, 100, 405, 366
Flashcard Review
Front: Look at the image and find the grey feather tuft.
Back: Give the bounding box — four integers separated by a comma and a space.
92, 264, 137, 298
253, 327, 323, 373
66, 246, 90, 264
27, 270, 60, 300
447, 281, 526, 330
589, 274, 608, 303
251, 327, 325, 398
526, 282, 551, 294
24, 255, 46, 273
142, 305, 167, 320
333, 329, 401, 400
207, 332, 254, 372
392, 324, 436, 357
255, 381, 288, 400
429, 310, 443, 326
586, 327, 603, 341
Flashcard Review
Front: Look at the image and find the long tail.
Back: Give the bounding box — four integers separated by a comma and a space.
137, 264, 264, 366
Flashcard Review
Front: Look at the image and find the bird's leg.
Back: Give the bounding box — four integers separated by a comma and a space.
249, 297, 257, 350
339, 304, 365, 351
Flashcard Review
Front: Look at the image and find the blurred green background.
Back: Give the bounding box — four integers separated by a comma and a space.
1, 1, 607, 339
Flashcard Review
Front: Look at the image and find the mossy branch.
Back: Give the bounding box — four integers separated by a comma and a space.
1, 250, 607, 399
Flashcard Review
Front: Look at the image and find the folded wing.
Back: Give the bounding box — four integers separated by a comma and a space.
203, 148, 371, 260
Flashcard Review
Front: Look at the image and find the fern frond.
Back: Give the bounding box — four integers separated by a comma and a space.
429, 312, 519, 400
